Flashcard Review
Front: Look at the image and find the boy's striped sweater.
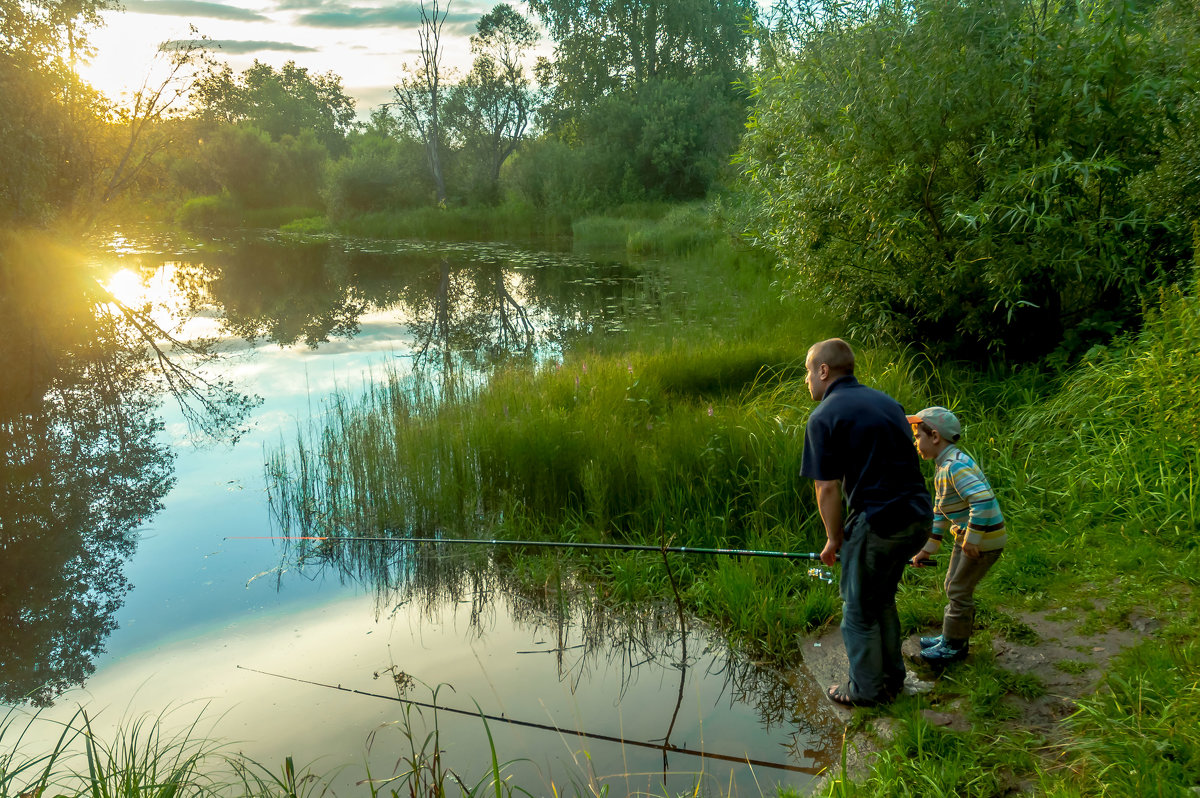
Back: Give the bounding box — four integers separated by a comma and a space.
920, 445, 1006, 555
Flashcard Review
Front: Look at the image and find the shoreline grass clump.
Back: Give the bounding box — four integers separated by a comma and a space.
332, 203, 572, 241
265, 337, 937, 655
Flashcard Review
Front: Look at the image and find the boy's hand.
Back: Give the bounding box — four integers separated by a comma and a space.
962, 541, 981, 559
911, 554, 933, 567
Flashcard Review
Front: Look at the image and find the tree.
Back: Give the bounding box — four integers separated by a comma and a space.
1, 0, 110, 224
77, 35, 215, 226
528, 0, 757, 122
2, 0, 213, 228
392, 0, 452, 204
192, 59, 357, 155
737, 0, 1200, 360
444, 4, 539, 202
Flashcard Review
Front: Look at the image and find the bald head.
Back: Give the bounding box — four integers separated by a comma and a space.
808, 338, 855, 377
804, 338, 855, 401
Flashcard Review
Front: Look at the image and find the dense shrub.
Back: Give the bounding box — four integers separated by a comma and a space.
737, 0, 1200, 361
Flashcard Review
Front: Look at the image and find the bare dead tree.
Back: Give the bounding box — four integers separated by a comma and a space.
392, 0, 451, 204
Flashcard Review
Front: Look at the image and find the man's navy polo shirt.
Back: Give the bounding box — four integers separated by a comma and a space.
801, 375, 931, 532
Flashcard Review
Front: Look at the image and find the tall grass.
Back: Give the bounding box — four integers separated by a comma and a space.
266, 347, 821, 569
0, 706, 79, 798
1009, 285, 1200, 535
264, 231, 864, 652
1058, 641, 1200, 795
0, 696, 554, 798
78, 710, 222, 798
0, 707, 235, 798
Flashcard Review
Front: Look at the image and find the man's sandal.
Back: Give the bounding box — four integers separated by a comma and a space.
826, 683, 880, 708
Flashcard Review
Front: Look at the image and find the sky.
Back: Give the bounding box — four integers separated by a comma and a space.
83, 0, 539, 115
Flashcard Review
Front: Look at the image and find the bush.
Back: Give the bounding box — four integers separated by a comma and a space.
738, 0, 1200, 360
175, 194, 241, 229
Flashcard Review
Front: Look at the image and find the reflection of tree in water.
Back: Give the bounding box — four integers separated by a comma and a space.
280, 538, 831, 769
168, 239, 377, 348
122, 235, 647, 366
0, 234, 250, 705
406, 257, 535, 371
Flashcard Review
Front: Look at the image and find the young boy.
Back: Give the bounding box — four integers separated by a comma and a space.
907, 406, 1006, 665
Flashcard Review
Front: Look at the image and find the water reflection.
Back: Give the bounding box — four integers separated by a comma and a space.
0, 229, 654, 708
277, 537, 836, 786
111, 233, 648, 368
0, 235, 178, 704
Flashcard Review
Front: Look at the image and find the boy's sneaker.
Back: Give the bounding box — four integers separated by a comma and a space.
919, 639, 969, 666
919, 635, 943, 649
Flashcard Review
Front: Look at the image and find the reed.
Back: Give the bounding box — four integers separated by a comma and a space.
0, 706, 79, 798
77, 709, 224, 798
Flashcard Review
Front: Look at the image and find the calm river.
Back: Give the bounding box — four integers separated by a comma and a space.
1, 230, 840, 796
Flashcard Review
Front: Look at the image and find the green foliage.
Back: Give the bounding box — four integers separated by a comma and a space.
738, 0, 1200, 359
443, 4, 539, 204
175, 194, 241, 228
333, 202, 569, 240
577, 76, 750, 202
0, 50, 90, 225
626, 204, 728, 256
510, 0, 758, 209
173, 125, 329, 217
325, 128, 434, 217
517, 76, 750, 208
278, 216, 329, 235
192, 60, 356, 155
1007, 283, 1200, 532
529, 0, 757, 121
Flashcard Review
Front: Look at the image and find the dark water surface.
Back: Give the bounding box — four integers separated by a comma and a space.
0, 231, 839, 795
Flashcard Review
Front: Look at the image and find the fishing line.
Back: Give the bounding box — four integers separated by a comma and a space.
237, 664, 822, 775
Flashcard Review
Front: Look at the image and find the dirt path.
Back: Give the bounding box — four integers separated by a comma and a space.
791, 607, 1152, 785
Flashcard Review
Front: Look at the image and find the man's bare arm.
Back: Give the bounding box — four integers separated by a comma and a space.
814, 479, 844, 566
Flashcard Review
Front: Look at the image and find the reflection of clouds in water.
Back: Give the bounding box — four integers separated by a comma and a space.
20, 588, 826, 795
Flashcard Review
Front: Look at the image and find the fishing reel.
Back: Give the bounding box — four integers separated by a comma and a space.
806, 566, 834, 584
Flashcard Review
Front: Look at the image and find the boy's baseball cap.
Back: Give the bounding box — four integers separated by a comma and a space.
906, 406, 962, 439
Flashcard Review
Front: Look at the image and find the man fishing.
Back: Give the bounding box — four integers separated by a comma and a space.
800, 338, 931, 707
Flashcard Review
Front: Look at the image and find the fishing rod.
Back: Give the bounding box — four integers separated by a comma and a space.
228, 535, 935, 579
236, 665, 821, 776
229, 535, 831, 561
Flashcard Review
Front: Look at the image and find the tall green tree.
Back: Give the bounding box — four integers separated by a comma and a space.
528, 0, 757, 122
444, 3, 539, 202
738, 0, 1200, 359
0, 0, 111, 224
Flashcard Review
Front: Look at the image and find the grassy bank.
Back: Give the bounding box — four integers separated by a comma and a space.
329, 202, 573, 241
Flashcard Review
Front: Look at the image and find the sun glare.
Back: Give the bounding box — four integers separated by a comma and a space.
103, 268, 152, 307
